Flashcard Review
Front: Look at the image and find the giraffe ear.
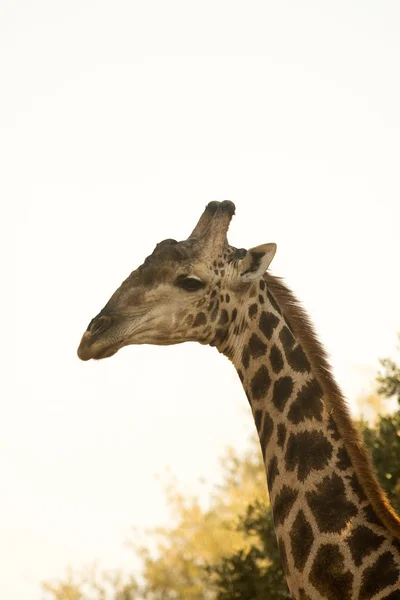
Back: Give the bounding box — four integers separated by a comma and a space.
238, 243, 277, 282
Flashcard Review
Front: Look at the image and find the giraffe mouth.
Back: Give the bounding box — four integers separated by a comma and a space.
77, 333, 121, 361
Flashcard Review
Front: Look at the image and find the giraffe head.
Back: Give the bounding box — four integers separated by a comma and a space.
77, 201, 276, 361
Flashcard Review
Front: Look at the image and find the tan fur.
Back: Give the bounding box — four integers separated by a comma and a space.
266, 273, 400, 538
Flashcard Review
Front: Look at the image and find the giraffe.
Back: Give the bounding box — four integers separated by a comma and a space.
77, 201, 400, 600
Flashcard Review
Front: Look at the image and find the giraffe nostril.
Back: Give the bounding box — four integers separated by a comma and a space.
88, 315, 111, 335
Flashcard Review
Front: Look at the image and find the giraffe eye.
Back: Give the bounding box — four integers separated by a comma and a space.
175, 275, 205, 292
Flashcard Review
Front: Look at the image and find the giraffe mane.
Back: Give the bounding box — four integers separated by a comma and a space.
265, 273, 400, 539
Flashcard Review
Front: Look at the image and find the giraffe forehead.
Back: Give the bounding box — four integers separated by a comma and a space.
139, 239, 244, 276
114, 240, 248, 299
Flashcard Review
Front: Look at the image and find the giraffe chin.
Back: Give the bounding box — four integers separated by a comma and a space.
92, 345, 120, 360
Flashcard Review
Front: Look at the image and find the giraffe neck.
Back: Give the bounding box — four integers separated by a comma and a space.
222, 276, 400, 600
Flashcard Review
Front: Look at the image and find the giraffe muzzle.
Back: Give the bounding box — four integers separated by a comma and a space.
77, 315, 119, 360
77, 332, 120, 361
77, 332, 95, 361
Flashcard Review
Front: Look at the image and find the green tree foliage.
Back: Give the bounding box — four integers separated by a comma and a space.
361, 349, 400, 514
377, 340, 400, 399
205, 501, 289, 600
43, 348, 400, 600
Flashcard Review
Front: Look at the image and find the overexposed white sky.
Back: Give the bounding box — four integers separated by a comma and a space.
4, 2, 400, 598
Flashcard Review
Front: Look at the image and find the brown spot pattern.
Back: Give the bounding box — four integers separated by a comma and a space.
290, 510, 314, 572
287, 378, 324, 424
336, 447, 352, 471
327, 414, 341, 441
277, 424, 287, 448
259, 412, 274, 459
193, 312, 207, 327
347, 525, 385, 567
382, 591, 400, 600
242, 346, 250, 369
218, 309, 229, 326
279, 325, 311, 372
269, 344, 284, 374
251, 365, 271, 400
259, 311, 280, 339
393, 537, 400, 555
267, 455, 279, 491
364, 504, 384, 528
273, 485, 298, 526
248, 333, 267, 359
307, 473, 358, 533
272, 376, 294, 412
215, 328, 227, 345
278, 537, 289, 575
254, 408, 263, 432
310, 544, 353, 600
248, 303, 258, 318
267, 290, 282, 314
285, 430, 333, 482
349, 473, 367, 503
359, 551, 400, 600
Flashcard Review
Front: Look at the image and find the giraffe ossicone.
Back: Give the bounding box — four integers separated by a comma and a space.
78, 201, 400, 600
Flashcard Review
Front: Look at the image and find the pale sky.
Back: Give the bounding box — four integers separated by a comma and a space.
4, 1, 400, 599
